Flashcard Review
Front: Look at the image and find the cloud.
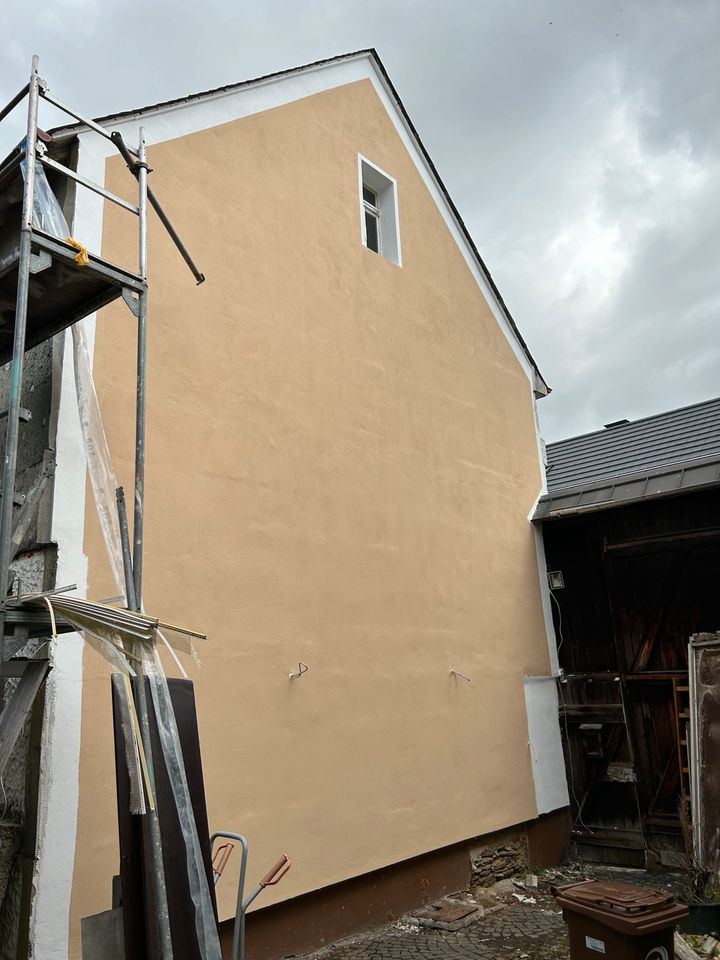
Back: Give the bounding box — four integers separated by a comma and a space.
1, 0, 717, 441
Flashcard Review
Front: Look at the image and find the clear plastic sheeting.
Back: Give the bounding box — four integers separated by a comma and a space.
148, 661, 223, 960
71, 319, 127, 600
72, 319, 200, 665
19, 139, 70, 239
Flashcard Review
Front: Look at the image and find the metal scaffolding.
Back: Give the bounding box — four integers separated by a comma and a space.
0, 55, 204, 958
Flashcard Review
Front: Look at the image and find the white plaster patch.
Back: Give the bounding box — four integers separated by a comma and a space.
523, 675, 568, 815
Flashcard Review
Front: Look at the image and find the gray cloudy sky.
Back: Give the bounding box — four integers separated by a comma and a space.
3, 0, 719, 440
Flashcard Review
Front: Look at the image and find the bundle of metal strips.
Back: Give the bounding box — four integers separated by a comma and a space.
5, 588, 206, 814
6, 590, 206, 650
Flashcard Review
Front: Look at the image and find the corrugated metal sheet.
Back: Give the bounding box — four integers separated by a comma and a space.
546, 397, 720, 493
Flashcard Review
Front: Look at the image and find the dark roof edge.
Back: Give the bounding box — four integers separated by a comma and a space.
48, 48, 549, 395
368, 52, 549, 396
534, 452, 720, 521
547, 395, 720, 450
536, 477, 720, 522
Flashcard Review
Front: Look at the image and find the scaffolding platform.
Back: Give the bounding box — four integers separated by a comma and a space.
0, 227, 144, 365
0, 144, 144, 365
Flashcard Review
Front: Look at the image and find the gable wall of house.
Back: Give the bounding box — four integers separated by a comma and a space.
60, 76, 555, 954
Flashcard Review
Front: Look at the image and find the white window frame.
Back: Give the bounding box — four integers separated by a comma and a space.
358, 154, 401, 266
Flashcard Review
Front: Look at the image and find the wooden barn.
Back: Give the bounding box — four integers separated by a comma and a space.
535, 396, 720, 865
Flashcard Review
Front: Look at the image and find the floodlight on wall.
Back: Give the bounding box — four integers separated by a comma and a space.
548, 570, 565, 590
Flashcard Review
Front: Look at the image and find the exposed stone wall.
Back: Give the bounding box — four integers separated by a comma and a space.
0, 335, 61, 958
469, 825, 528, 888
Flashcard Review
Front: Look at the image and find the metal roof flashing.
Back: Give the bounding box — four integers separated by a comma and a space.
44, 49, 548, 395
536, 396, 720, 521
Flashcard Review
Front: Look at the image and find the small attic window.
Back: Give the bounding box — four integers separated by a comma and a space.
363, 185, 380, 253
358, 156, 401, 266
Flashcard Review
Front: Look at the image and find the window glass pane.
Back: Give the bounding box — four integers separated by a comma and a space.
363, 185, 378, 206
365, 211, 380, 252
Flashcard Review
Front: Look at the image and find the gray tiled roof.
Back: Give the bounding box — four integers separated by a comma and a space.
546, 396, 720, 493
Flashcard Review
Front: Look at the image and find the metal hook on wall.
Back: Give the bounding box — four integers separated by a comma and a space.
289, 662, 309, 680
449, 669, 471, 683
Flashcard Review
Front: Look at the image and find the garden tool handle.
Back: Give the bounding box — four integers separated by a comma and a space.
212, 840, 234, 881
260, 855, 291, 887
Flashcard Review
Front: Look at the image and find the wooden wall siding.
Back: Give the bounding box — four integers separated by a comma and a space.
543, 488, 720, 860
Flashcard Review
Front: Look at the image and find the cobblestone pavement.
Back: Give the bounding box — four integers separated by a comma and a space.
300, 867, 691, 960
303, 889, 569, 960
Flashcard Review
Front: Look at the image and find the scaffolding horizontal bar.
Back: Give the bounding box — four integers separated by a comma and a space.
0, 83, 30, 124
40, 88, 117, 144
40, 155, 139, 215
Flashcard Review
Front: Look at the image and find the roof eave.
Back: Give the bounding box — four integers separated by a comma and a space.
535, 453, 720, 521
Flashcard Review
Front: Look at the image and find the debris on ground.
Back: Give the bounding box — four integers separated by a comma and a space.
696, 934, 720, 956
675, 933, 698, 960
303, 863, 704, 960
512, 893, 536, 904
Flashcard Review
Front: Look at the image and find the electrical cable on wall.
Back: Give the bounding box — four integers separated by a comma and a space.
550, 588, 565, 654
551, 586, 595, 836
618, 678, 650, 852
556, 679, 595, 835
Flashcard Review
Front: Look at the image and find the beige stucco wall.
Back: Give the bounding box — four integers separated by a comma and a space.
68, 78, 550, 953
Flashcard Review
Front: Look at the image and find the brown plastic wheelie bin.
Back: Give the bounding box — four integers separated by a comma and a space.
553, 880, 688, 959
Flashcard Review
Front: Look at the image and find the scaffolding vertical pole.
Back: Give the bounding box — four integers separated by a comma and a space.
0, 56, 40, 656
129, 129, 174, 960
133, 129, 148, 608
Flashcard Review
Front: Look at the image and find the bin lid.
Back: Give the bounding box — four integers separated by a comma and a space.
553, 881, 689, 935
557, 881, 673, 914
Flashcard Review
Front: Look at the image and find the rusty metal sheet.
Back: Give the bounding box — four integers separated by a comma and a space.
410, 901, 479, 928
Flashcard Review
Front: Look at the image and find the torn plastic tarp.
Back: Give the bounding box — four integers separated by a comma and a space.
19, 138, 70, 239
71, 318, 200, 666
18, 139, 89, 265
71, 320, 129, 601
